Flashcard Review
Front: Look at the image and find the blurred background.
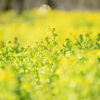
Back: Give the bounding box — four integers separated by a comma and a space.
0, 0, 100, 13
0, 0, 100, 46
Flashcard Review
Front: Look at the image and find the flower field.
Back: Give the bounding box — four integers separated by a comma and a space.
0, 9, 100, 100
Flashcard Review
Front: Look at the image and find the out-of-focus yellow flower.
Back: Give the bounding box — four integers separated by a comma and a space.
56, 67, 63, 75
45, 28, 50, 34
97, 41, 100, 44
66, 51, 71, 58
45, 25, 54, 34
96, 50, 100, 57
93, 49, 99, 54
0, 36, 2, 42
59, 57, 67, 66
27, 50, 30, 54
0, 70, 14, 84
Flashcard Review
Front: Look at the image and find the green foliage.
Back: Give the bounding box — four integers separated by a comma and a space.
0, 26, 100, 100
75, 34, 93, 49
96, 33, 100, 49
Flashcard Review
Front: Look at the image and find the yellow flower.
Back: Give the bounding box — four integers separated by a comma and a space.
56, 67, 63, 75
93, 49, 99, 54
66, 51, 71, 58
45, 25, 54, 34
97, 50, 100, 57
98, 41, 100, 44
0, 70, 14, 83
